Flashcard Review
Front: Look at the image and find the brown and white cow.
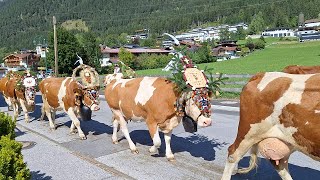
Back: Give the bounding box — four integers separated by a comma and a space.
0, 73, 36, 122
103, 73, 123, 85
105, 76, 212, 160
39, 77, 100, 139
221, 72, 320, 180
283, 65, 320, 74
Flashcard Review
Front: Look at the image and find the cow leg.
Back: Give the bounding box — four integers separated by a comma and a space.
119, 116, 138, 154
270, 157, 293, 180
67, 108, 86, 140
164, 130, 175, 161
4, 96, 13, 111
112, 118, 119, 144
12, 101, 19, 120
147, 121, 161, 154
19, 99, 30, 123
39, 104, 45, 121
221, 138, 256, 180
45, 109, 56, 130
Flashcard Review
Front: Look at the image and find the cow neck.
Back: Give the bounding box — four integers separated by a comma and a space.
174, 91, 190, 117
174, 88, 211, 118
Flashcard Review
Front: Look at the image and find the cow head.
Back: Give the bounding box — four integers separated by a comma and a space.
184, 88, 212, 127
74, 86, 100, 111
22, 76, 37, 109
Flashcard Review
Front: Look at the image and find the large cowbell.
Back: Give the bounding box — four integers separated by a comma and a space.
79, 104, 92, 121
182, 115, 197, 133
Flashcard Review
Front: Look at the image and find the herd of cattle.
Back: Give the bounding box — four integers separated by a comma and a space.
0, 65, 319, 180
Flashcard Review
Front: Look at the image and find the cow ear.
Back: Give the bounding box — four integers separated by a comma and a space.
73, 88, 82, 106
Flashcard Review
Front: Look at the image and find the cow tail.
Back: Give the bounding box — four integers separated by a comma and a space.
237, 144, 258, 174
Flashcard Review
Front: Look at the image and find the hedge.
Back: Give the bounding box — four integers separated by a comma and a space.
0, 112, 31, 180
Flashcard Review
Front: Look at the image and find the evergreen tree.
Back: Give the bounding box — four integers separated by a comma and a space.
248, 11, 265, 34
46, 27, 81, 75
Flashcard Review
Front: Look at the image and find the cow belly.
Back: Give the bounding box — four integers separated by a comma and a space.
258, 138, 291, 161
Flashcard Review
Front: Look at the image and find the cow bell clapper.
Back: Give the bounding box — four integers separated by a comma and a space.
182, 115, 197, 133
79, 104, 92, 121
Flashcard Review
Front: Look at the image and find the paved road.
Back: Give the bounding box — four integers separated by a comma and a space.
0, 94, 319, 180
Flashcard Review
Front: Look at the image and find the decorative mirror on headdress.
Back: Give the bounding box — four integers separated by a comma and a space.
180, 56, 208, 90
72, 64, 100, 89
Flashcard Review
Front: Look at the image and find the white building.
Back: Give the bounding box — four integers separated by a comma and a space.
305, 19, 320, 28
262, 28, 295, 37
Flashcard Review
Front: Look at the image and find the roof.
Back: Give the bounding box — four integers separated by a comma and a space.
305, 19, 320, 24
101, 48, 171, 54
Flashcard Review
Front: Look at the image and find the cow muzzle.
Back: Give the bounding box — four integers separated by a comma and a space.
197, 115, 212, 127
90, 104, 100, 111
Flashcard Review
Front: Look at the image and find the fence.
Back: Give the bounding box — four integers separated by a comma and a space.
135, 73, 254, 93
210, 74, 253, 93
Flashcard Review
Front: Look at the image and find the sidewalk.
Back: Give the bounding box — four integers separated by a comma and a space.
16, 125, 128, 180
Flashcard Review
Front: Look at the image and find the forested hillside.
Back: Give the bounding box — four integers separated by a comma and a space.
0, 0, 319, 50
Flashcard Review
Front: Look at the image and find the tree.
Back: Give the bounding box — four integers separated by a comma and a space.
140, 37, 156, 47
248, 12, 265, 34
104, 34, 119, 47
245, 37, 255, 51
219, 28, 230, 41
118, 47, 135, 68
46, 27, 81, 75
78, 32, 102, 72
118, 33, 129, 46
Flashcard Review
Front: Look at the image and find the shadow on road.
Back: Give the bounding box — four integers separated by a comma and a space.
31, 170, 53, 180
128, 130, 227, 161
231, 157, 320, 180
60, 119, 114, 136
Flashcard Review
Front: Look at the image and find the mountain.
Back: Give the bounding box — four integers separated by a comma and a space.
0, 0, 319, 50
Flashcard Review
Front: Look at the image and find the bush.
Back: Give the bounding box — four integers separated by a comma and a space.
0, 112, 15, 139
0, 112, 31, 180
254, 39, 266, 49
135, 54, 172, 70
0, 136, 31, 180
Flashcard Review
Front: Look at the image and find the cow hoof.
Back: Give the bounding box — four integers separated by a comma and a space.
167, 157, 176, 162
112, 140, 118, 144
131, 149, 139, 154
149, 146, 158, 154
70, 130, 78, 134
80, 136, 87, 140
50, 127, 56, 131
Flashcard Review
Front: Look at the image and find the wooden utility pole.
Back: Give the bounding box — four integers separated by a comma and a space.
53, 16, 58, 76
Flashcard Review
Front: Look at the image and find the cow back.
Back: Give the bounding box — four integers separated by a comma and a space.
40, 77, 79, 109
105, 77, 178, 122
283, 65, 320, 74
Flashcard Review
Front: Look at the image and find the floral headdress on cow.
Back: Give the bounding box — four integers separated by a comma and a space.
169, 51, 226, 132
72, 64, 100, 105
72, 64, 100, 89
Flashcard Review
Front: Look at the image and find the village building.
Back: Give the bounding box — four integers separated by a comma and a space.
3, 52, 40, 70
262, 27, 295, 37
212, 40, 240, 61
100, 45, 171, 67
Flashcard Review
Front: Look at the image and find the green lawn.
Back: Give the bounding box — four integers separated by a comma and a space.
137, 39, 320, 76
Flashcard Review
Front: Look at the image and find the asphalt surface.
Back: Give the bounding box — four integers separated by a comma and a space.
0, 94, 319, 180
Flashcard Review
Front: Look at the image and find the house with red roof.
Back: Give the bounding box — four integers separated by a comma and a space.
100, 45, 171, 67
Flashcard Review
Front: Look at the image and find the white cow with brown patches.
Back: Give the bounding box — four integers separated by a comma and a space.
222, 72, 320, 180
104, 76, 212, 160
39, 77, 100, 139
